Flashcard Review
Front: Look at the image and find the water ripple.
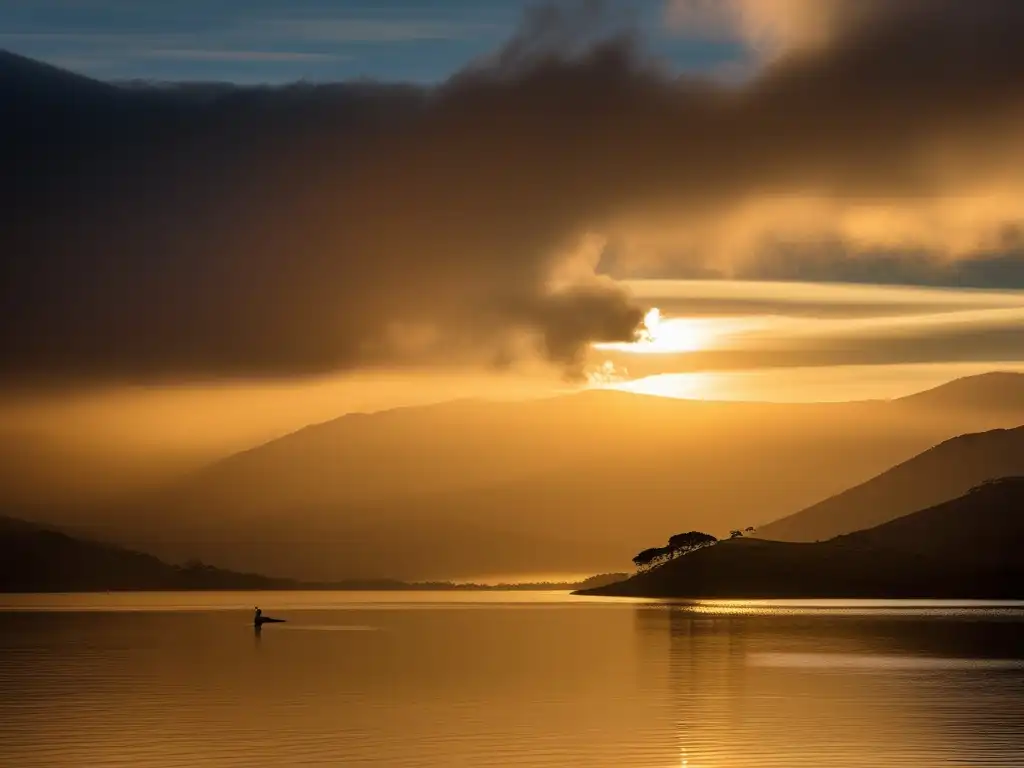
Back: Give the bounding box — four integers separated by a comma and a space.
2, 594, 1023, 767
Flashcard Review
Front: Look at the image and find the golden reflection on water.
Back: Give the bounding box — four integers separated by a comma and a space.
677, 597, 1024, 616
1, 593, 1022, 767
635, 604, 1024, 768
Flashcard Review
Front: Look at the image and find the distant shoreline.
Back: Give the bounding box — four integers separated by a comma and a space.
3, 514, 634, 593
2, 583, 587, 595
573, 587, 1024, 599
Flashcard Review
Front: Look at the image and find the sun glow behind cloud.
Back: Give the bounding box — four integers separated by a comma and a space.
584, 279, 1024, 401
586, 305, 766, 395
607, 361, 1024, 403
594, 307, 731, 354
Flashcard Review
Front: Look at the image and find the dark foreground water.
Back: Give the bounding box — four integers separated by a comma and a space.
1, 592, 1023, 767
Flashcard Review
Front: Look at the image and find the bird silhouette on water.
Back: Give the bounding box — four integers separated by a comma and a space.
253, 606, 286, 627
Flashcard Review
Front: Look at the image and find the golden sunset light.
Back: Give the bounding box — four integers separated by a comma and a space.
4, 1, 1024, 766
595, 307, 725, 354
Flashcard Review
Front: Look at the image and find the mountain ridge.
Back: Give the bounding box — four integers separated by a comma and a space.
757, 423, 1024, 542
0, 514, 293, 592
87, 372, 1024, 581
0, 514, 624, 592
580, 476, 1024, 599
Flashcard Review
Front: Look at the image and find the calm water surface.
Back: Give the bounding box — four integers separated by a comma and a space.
1, 592, 1023, 767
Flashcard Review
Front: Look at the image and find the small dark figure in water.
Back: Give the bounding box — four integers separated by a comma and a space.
253, 607, 284, 627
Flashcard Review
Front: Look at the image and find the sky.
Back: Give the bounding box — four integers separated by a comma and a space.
0, 0, 746, 83
3, 0, 1024, 494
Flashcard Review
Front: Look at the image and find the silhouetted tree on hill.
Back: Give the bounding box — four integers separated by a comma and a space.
729, 527, 757, 539
633, 531, 718, 572
631, 547, 661, 570
668, 531, 718, 555
632, 546, 673, 572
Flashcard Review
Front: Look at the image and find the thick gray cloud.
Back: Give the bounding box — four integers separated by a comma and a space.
1, 44, 644, 385
3, 0, 1024, 385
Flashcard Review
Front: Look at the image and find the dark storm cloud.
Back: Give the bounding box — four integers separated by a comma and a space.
1, 41, 645, 384
3, 0, 1024, 385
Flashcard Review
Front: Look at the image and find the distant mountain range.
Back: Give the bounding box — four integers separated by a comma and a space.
758, 424, 1024, 542
0, 515, 626, 592
588, 407, 1024, 598
0, 515, 292, 592
79, 372, 1024, 581
582, 476, 1024, 599
5, 49, 1024, 591
5, 373, 1024, 591
896, 371, 1024, 412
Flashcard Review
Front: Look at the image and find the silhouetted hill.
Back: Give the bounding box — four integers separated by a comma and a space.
581, 477, 1024, 598
758, 425, 1024, 542
0, 515, 295, 592
0, 514, 622, 592
0, 49, 120, 104
85, 373, 1024, 581
897, 371, 1024, 411
574, 572, 629, 590
842, 477, 1024, 566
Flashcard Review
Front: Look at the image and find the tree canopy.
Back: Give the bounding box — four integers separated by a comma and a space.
668, 531, 718, 553
632, 531, 718, 572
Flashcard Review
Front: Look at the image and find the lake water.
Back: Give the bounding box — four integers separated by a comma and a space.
1, 592, 1023, 767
